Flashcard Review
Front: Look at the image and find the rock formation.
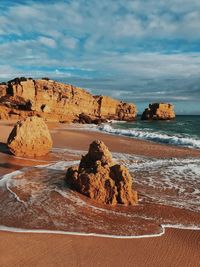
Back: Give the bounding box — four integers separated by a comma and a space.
141, 103, 175, 120
74, 113, 107, 125
0, 77, 137, 122
65, 140, 138, 205
7, 116, 53, 157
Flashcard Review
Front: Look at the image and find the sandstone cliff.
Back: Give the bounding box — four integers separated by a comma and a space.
141, 103, 175, 120
0, 77, 137, 122
65, 140, 138, 205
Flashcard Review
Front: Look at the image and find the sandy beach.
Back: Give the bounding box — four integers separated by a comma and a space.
1, 0, 200, 266
0, 228, 200, 267
0, 121, 200, 267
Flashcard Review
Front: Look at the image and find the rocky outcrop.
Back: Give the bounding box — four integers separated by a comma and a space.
65, 140, 137, 205
7, 116, 53, 157
74, 113, 107, 125
0, 84, 7, 97
141, 103, 175, 120
95, 96, 137, 121
0, 77, 137, 122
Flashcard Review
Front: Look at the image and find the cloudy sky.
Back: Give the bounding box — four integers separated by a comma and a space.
0, 0, 200, 114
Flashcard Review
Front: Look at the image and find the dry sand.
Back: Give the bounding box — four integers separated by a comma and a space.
0, 121, 200, 267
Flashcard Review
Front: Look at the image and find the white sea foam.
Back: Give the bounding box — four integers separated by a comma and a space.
98, 124, 200, 149
0, 225, 164, 239
1, 152, 200, 211
36, 160, 79, 170
0, 170, 28, 205
0, 170, 22, 188
1, 147, 200, 238
13, 156, 50, 163
0, 223, 200, 239
52, 147, 86, 155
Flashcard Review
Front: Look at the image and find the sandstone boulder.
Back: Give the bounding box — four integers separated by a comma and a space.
141, 103, 175, 120
65, 140, 137, 205
7, 116, 53, 157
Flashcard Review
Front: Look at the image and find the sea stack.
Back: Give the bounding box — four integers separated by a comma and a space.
141, 103, 175, 120
7, 116, 53, 157
65, 140, 138, 205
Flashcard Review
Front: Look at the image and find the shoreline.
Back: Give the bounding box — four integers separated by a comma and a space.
0, 121, 200, 266
1, 222, 200, 240
1, 120, 200, 158
51, 123, 200, 158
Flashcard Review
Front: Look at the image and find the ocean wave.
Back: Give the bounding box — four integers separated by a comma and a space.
99, 124, 200, 149
1, 151, 200, 237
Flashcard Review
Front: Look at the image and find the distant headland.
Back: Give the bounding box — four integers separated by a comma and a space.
0, 77, 175, 123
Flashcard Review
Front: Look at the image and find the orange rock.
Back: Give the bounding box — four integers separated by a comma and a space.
95, 95, 137, 121
7, 116, 53, 157
79, 140, 113, 168
141, 103, 175, 120
74, 113, 107, 124
66, 140, 137, 205
110, 165, 137, 205
0, 77, 137, 122
0, 84, 7, 97
9, 78, 36, 101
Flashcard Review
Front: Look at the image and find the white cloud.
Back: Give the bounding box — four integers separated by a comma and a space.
114, 15, 144, 37
0, 0, 200, 98
38, 36, 57, 48
0, 0, 200, 57
107, 52, 200, 78
62, 37, 78, 49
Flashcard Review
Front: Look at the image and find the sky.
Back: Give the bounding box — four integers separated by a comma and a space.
0, 0, 200, 114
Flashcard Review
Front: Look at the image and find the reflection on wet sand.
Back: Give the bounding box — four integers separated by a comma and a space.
0, 148, 200, 237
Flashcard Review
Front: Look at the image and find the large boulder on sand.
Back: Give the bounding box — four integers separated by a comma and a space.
65, 140, 137, 205
141, 103, 175, 120
7, 116, 53, 157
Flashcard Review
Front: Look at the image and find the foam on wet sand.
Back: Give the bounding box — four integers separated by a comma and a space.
0, 121, 200, 266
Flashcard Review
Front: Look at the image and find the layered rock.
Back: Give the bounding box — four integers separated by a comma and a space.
0, 77, 137, 122
7, 116, 53, 157
141, 103, 175, 120
95, 96, 137, 121
0, 84, 7, 97
65, 140, 137, 205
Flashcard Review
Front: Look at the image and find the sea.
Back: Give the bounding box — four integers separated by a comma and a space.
98, 115, 200, 149
0, 115, 200, 238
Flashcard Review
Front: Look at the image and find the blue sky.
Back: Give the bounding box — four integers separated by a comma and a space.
0, 0, 200, 114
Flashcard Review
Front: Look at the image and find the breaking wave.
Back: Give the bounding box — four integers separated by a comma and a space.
0, 148, 200, 237
99, 124, 200, 149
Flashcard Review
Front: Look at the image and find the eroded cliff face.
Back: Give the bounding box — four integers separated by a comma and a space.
141, 103, 175, 120
0, 77, 137, 122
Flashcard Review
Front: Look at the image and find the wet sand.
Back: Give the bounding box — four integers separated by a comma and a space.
0, 121, 200, 267
0, 228, 200, 267
1, 120, 200, 159
51, 124, 200, 158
